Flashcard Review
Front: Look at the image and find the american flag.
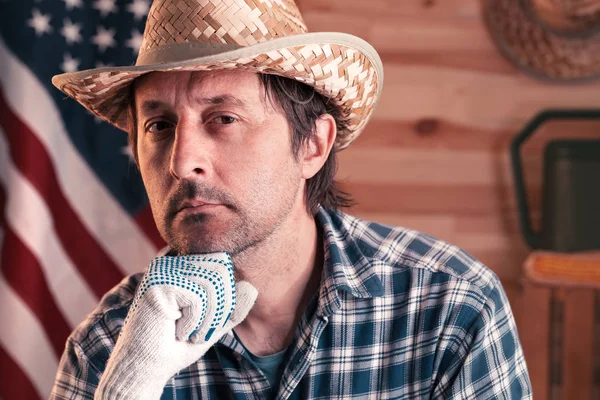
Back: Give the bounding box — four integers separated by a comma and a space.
0, 0, 165, 398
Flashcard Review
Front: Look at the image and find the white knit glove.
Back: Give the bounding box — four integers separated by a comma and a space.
95, 253, 257, 400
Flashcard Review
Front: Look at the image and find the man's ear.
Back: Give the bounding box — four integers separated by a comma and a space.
301, 114, 337, 180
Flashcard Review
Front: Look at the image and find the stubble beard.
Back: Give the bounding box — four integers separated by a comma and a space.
166, 207, 279, 256
159, 177, 301, 257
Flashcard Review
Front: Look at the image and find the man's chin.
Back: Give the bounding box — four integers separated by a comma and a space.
169, 232, 229, 255
167, 239, 228, 255
164, 213, 266, 256
164, 222, 233, 254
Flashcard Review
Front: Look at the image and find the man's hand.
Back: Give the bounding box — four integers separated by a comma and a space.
95, 253, 257, 400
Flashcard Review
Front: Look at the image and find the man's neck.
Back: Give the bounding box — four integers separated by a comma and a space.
231, 208, 323, 356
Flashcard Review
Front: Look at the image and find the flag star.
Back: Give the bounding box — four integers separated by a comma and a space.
127, 0, 150, 21
92, 26, 116, 53
94, 0, 117, 17
126, 29, 144, 54
61, 19, 82, 45
61, 53, 80, 72
95, 61, 114, 68
28, 9, 53, 36
63, 0, 83, 10
121, 145, 135, 163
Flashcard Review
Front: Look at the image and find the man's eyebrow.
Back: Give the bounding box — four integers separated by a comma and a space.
138, 100, 165, 116
194, 94, 249, 108
137, 95, 249, 116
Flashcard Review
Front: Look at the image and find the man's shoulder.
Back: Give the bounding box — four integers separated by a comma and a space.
68, 273, 143, 354
331, 209, 501, 295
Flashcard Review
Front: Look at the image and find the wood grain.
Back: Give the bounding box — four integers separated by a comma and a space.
563, 289, 595, 400
339, 182, 542, 215
353, 119, 600, 152
296, 0, 600, 398
520, 284, 551, 399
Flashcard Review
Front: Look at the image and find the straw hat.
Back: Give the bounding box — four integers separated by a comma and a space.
484, 0, 600, 81
52, 0, 383, 150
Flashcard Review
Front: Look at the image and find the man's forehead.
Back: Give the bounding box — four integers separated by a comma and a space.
132, 70, 266, 111
137, 95, 252, 116
134, 70, 260, 94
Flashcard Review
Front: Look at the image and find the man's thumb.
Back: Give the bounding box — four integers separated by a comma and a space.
228, 281, 258, 327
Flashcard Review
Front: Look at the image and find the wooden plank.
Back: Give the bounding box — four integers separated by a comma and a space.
520, 284, 552, 400
369, 16, 495, 53
454, 213, 523, 235
377, 50, 516, 75
337, 148, 543, 185
548, 289, 566, 400
354, 119, 511, 151
377, 65, 600, 130
351, 205, 535, 236
339, 183, 541, 214
354, 119, 600, 152
299, 0, 389, 15
301, 13, 372, 38
593, 292, 600, 400
301, 0, 486, 21
562, 289, 595, 400
471, 250, 528, 282
447, 232, 523, 253
502, 280, 522, 318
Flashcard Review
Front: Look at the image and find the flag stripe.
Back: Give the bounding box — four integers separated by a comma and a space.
1, 5, 157, 397
134, 203, 166, 250
0, 37, 157, 277
0, 182, 71, 354
0, 184, 71, 357
0, 128, 97, 328
0, 87, 126, 297
0, 274, 58, 399
0, 346, 41, 400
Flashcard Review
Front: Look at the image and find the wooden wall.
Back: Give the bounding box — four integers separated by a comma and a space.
297, 0, 600, 398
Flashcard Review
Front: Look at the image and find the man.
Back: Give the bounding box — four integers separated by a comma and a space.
50, 0, 532, 398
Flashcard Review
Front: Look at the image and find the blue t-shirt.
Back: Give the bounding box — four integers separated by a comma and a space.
234, 296, 319, 398
245, 346, 287, 388
237, 335, 299, 399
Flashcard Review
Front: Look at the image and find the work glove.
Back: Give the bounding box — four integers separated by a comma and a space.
95, 252, 257, 400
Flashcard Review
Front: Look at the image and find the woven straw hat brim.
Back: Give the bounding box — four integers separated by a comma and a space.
484, 0, 600, 81
52, 32, 383, 150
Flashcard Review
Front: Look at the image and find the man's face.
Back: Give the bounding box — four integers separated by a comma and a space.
134, 70, 305, 255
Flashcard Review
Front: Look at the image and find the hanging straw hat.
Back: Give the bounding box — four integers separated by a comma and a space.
484, 0, 600, 81
51, 0, 383, 150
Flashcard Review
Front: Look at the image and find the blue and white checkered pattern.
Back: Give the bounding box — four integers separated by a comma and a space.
50, 207, 532, 399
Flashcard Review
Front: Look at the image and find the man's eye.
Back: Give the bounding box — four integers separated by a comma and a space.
147, 121, 172, 133
211, 116, 237, 125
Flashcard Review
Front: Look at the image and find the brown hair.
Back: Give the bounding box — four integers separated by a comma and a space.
127, 73, 354, 215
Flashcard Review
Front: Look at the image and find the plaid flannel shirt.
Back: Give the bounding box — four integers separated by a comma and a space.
50, 207, 532, 399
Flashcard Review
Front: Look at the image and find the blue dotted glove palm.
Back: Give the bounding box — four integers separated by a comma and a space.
95, 253, 258, 400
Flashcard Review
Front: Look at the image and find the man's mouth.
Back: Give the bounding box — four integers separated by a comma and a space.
176, 200, 222, 217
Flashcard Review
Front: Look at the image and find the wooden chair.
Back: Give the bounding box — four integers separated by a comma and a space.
522, 251, 600, 400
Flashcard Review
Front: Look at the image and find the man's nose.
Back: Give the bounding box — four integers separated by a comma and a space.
169, 120, 213, 180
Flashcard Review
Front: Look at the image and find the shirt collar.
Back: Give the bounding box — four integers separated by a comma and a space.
315, 207, 385, 317
158, 207, 386, 319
